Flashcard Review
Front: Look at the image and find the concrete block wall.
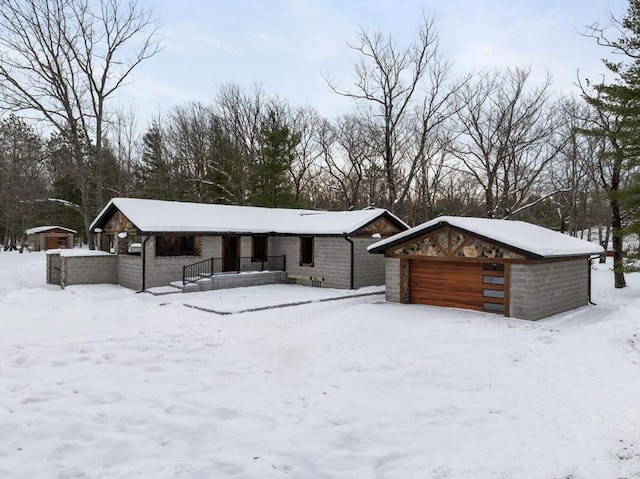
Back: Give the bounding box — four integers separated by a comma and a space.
509, 259, 589, 320
118, 255, 143, 290
46, 253, 62, 285
353, 238, 386, 288
240, 236, 252, 257
208, 271, 286, 290
200, 235, 222, 258
270, 235, 351, 288
142, 236, 219, 289
384, 257, 401, 303
62, 255, 118, 287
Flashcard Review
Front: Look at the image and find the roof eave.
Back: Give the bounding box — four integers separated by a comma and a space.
368, 220, 598, 260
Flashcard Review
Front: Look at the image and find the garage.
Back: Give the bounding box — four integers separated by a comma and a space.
368, 216, 604, 320
409, 260, 505, 313
26, 226, 76, 251
45, 235, 71, 250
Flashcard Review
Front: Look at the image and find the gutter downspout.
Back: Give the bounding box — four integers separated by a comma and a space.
344, 234, 354, 290
138, 235, 150, 293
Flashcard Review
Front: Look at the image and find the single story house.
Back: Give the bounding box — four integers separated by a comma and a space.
26, 226, 76, 251
368, 216, 605, 320
51, 198, 408, 291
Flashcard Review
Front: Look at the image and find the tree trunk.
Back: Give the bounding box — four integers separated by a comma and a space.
610, 198, 626, 288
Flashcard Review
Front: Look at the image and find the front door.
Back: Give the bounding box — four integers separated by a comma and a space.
222, 236, 239, 272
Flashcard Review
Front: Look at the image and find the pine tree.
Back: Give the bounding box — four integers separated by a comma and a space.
135, 123, 174, 200
249, 110, 300, 208
581, 0, 640, 287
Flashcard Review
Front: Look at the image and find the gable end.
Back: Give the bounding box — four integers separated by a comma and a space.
387, 225, 528, 260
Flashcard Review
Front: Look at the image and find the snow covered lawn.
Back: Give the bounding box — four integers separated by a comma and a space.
163, 284, 384, 314
1, 251, 639, 478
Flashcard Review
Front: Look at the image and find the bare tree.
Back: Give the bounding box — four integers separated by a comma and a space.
451, 67, 564, 219
327, 13, 456, 214
0, 115, 47, 247
319, 115, 376, 209
215, 83, 266, 204
288, 106, 324, 205
0, 0, 161, 246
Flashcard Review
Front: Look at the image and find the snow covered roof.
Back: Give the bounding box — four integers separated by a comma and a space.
90, 198, 409, 236
368, 216, 605, 259
45, 249, 111, 257
26, 225, 77, 235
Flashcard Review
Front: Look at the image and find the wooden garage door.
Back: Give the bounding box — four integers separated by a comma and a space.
45, 235, 68, 250
409, 260, 505, 314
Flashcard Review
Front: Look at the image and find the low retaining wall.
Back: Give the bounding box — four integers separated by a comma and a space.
184, 271, 286, 292
46, 250, 117, 288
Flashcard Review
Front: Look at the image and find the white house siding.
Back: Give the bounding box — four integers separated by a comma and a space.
509, 259, 589, 320
269, 236, 352, 288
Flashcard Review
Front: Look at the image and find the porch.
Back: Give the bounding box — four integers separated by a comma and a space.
180, 255, 287, 292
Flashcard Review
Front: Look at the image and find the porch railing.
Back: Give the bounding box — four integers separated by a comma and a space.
183, 255, 286, 285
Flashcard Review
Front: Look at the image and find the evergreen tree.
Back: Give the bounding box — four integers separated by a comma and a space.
581, 0, 640, 288
135, 123, 174, 200
249, 110, 300, 208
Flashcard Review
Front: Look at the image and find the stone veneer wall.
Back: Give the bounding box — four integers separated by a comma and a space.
384, 257, 401, 303
509, 258, 589, 320
269, 235, 351, 288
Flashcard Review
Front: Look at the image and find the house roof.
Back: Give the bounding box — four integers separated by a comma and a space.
90, 198, 409, 236
26, 225, 77, 235
367, 216, 605, 259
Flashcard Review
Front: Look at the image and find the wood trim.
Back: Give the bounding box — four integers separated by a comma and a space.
430, 235, 448, 256
222, 235, 240, 258
450, 235, 472, 257
399, 259, 405, 303
504, 263, 511, 317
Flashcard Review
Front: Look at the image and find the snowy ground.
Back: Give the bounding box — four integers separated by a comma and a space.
1, 252, 639, 479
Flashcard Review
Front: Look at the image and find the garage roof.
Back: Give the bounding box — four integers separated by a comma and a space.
90, 198, 409, 235
26, 225, 77, 235
368, 216, 605, 259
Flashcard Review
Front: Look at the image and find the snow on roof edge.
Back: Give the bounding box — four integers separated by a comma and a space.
368, 216, 605, 258
26, 225, 77, 235
89, 198, 408, 236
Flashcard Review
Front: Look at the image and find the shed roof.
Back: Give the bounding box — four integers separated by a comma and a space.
90, 198, 409, 236
368, 216, 605, 259
26, 225, 77, 235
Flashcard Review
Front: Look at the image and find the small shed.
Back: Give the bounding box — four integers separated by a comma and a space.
26, 226, 76, 251
368, 216, 604, 320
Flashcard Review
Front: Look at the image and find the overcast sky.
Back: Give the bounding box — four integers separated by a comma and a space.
119, 0, 628, 125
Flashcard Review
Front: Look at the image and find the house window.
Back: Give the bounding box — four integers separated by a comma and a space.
252, 236, 268, 262
483, 302, 504, 313
483, 275, 505, 285
300, 236, 314, 266
483, 289, 505, 299
156, 235, 196, 257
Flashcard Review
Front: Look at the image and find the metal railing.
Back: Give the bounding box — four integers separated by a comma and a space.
183, 255, 286, 285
